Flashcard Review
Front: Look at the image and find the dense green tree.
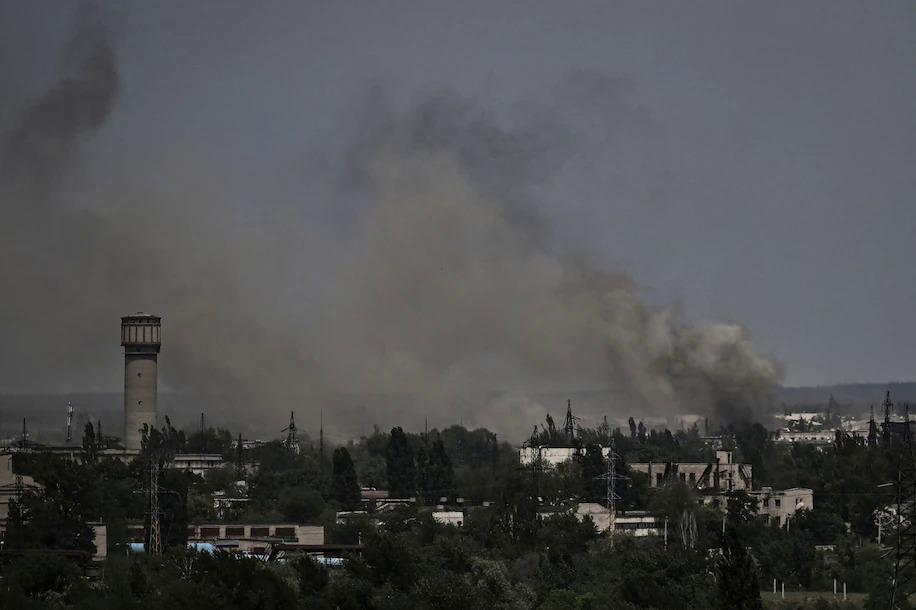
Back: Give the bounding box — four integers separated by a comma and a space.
416, 445, 431, 503
0, 553, 88, 609
717, 529, 762, 610
386, 427, 416, 497
186, 426, 234, 457
81, 422, 98, 464
332, 446, 361, 509
428, 436, 455, 502
580, 444, 606, 504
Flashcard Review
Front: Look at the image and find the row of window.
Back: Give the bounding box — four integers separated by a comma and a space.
127, 526, 298, 541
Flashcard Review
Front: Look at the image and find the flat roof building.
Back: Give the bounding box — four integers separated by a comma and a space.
629, 451, 753, 492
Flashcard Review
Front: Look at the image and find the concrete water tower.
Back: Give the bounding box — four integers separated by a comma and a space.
121, 313, 161, 451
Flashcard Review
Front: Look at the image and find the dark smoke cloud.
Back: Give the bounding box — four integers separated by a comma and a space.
0, 9, 782, 441
2, 11, 117, 196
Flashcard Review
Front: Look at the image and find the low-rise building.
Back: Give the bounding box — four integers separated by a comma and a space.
773, 431, 834, 447
612, 512, 666, 537
575, 502, 613, 531
172, 454, 228, 476
0, 520, 107, 562
518, 446, 611, 468
126, 523, 324, 556
432, 511, 465, 527
0, 453, 39, 520
629, 451, 753, 492
750, 487, 813, 526
570, 504, 663, 536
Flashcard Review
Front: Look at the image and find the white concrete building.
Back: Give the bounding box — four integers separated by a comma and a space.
575, 503, 613, 531
773, 431, 834, 447
432, 511, 465, 527
612, 512, 665, 536
518, 446, 610, 468
750, 487, 813, 527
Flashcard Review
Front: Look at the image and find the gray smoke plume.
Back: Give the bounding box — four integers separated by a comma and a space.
0, 9, 782, 440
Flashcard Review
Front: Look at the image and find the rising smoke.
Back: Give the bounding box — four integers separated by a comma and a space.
0, 7, 782, 440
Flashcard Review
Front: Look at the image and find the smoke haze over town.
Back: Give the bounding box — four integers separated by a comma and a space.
1, 1, 913, 440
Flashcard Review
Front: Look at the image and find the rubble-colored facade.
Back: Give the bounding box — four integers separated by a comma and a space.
629, 450, 753, 492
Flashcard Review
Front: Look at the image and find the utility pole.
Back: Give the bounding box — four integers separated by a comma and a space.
199, 413, 205, 434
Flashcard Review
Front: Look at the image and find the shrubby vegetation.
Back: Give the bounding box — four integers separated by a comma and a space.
0, 416, 907, 608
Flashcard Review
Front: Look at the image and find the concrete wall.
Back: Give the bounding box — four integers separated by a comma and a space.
629, 459, 753, 491
576, 503, 612, 531
432, 511, 465, 527
751, 487, 814, 526
124, 354, 157, 450
519, 446, 611, 467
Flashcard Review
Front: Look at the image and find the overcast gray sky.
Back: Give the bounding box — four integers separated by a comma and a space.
2, 1, 914, 408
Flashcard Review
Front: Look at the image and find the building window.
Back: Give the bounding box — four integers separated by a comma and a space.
775, 499, 781, 508
689, 472, 696, 484
763, 499, 769, 508
680, 473, 686, 482
656, 473, 662, 486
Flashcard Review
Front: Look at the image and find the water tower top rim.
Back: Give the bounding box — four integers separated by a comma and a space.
121, 313, 160, 322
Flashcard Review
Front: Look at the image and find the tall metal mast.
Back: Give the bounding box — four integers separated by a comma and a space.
284, 411, 300, 455
564, 400, 575, 442
605, 438, 627, 515
149, 459, 162, 555
891, 404, 916, 608
66, 402, 73, 445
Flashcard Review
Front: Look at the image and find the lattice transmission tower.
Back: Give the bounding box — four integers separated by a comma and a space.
149, 460, 163, 555
891, 405, 916, 609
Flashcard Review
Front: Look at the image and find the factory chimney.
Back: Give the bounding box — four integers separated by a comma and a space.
121, 313, 161, 451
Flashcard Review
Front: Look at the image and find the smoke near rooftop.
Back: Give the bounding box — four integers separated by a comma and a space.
0, 4, 784, 440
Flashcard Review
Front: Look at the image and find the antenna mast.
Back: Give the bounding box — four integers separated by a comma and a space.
66, 402, 73, 445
